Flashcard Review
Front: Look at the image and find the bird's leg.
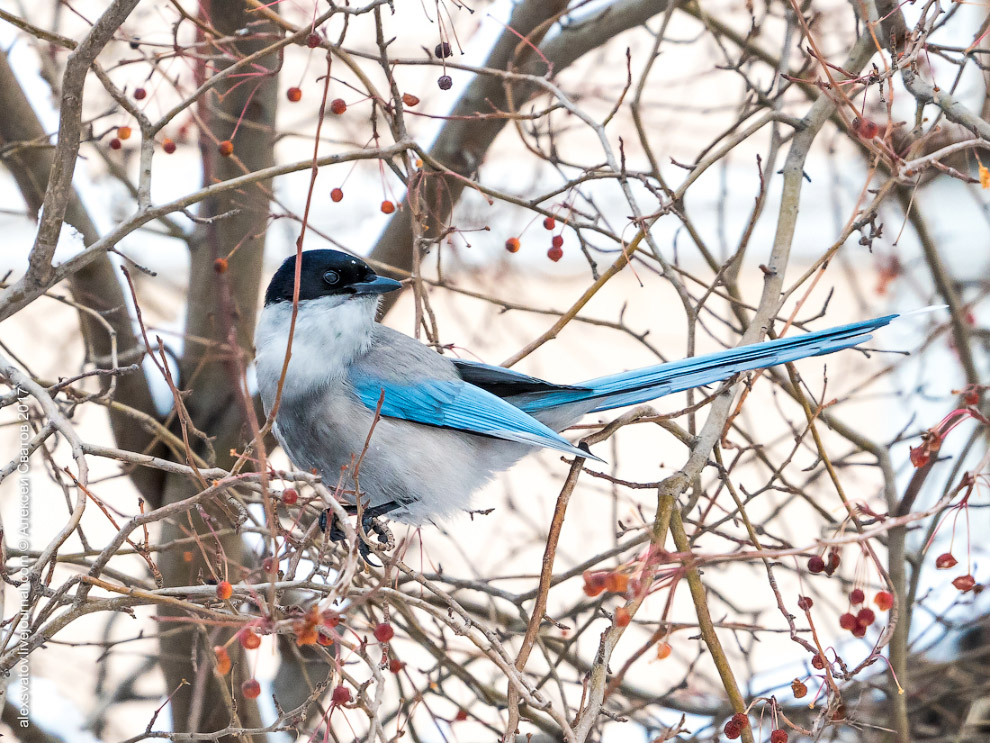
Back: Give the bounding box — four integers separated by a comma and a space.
319, 501, 401, 560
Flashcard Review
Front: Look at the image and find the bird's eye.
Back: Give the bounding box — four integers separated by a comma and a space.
322, 270, 340, 285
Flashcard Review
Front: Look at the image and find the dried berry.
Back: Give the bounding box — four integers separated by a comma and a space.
282, 488, 298, 505
317, 631, 334, 646
731, 713, 749, 729
216, 580, 233, 600
374, 622, 395, 642
910, 445, 930, 468
791, 679, 808, 698
134, 87, 147, 100
656, 641, 672, 660
605, 572, 629, 593
807, 555, 825, 574
162, 138, 176, 154
438, 75, 452, 90
935, 553, 958, 570
953, 574, 977, 592
825, 549, 841, 576
381, 200, 396, 214
322, 610, 341, 627
811, 653, 825, 670
330, 187, 344, 202
434, 42, 452, 58
402, 92, 420, 106
454, 709, 468, 721
874, 590, 894, 611
330, 98, 347, 115
797, 595, 813, 611
306, 32, 320, 48
388, 657, 405, 673
331, 684, 351, 705
218, 140, 234, 157
771, 730, 788, 743
724, 720, 742, 740
582, 570, 608, 597
505, 237, 520, 253
614, 606, 630, 627
287, 86, 302, 102
849, 588, 865, 605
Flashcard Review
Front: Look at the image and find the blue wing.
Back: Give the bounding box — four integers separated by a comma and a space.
349, 372, 603, 461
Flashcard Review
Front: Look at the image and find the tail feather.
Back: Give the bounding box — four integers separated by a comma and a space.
512, 315, 899, 414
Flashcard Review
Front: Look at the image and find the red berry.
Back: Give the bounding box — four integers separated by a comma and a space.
287, 86, 302, 102
438, 75, 452, 90
381, 200, 395, 214
582, 570, 607, 597
388, 658, 405, 673
134, 87, 147, 100
771, 729, 789, 743
216, 581, 233, 600
791, 679, 807, 698
724, 720, 742, 739
797, 595, 813, 611
614, 607, 630, 627
317, 631, 334, 646
330, 187, 344, 202
262, 557, 274, 572
856, 608, 876, 626
839, 612, 857, 630
543, 217, 555, 230
547, 246, 563, 262
811, 653, 825, 670
306, 32, 320, 48
331, 684, 351, 705
322, 610, 341, 627
162, 138, 176, 154
825, 550, 841, 576
454, 709, 468, 721
330, 98, 347, 115
807, 556, 825, 574
282, 488, 298, 505
239, 628, 261, 649
241, 678, 261, 699
505, 237, 520, 253
551, 234, 564, 248
853, 117, 880, 139
874, 591, 894, 611
910, 445, 930, 468
849, 588, 865, 605
935, 552, 958, 569
374, 622, 395, 642
953, 574, 977, 592
731, 713, 749, 728
402, 93, 420, 106
109, 138, 122, 150
218, 140, 234, 157
852, 624, 867, 638
117, 125, 132, 140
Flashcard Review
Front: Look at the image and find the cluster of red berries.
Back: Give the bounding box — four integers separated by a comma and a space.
582, 569, 630, 597
723, 712, 748, 739
503, 217, 565, 261
836, 588, 892, 636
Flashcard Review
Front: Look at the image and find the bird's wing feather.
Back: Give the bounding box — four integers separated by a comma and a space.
349, 371, 602, 461
451, 359, 590, 398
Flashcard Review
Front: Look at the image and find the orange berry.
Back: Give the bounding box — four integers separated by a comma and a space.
218, 140, 234, 157
214, 646, 232, 674
239, 628, 261, 649
322, 610, 341, 627
241, 678, 261, 699
402, 93, 420, 106
117, 126, 132, 140
582, 570, 607, 597
287, 86, 302, 102
604, 572, 629, 593
213, 258, 228, 274
614, 606, 630, 627
330, 187, 343, 202
656, 641, 672, 660
216, 581, 233, 600
317, 631, 334, 646
330, 98, 347, 115
182, 550, 193, 563
791, 679, 807, 698
162, 138, 177, 154
505, 237, 520, 253
381, 200, 396, 214
874, 590, 894, 611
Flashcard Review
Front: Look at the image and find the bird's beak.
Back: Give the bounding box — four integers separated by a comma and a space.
352, 275, 403, 295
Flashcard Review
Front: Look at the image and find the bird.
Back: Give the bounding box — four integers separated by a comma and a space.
254, 249, 902, 549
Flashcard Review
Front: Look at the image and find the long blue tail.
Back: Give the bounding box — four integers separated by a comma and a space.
508, 314, 899, 414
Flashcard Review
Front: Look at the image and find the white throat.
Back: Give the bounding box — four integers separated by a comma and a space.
254, 295, 377, 405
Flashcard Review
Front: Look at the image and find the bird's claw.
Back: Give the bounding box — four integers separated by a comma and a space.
319, 507, 392, 564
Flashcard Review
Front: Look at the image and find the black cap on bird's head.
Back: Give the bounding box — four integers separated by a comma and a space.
263, 249, 402, 306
